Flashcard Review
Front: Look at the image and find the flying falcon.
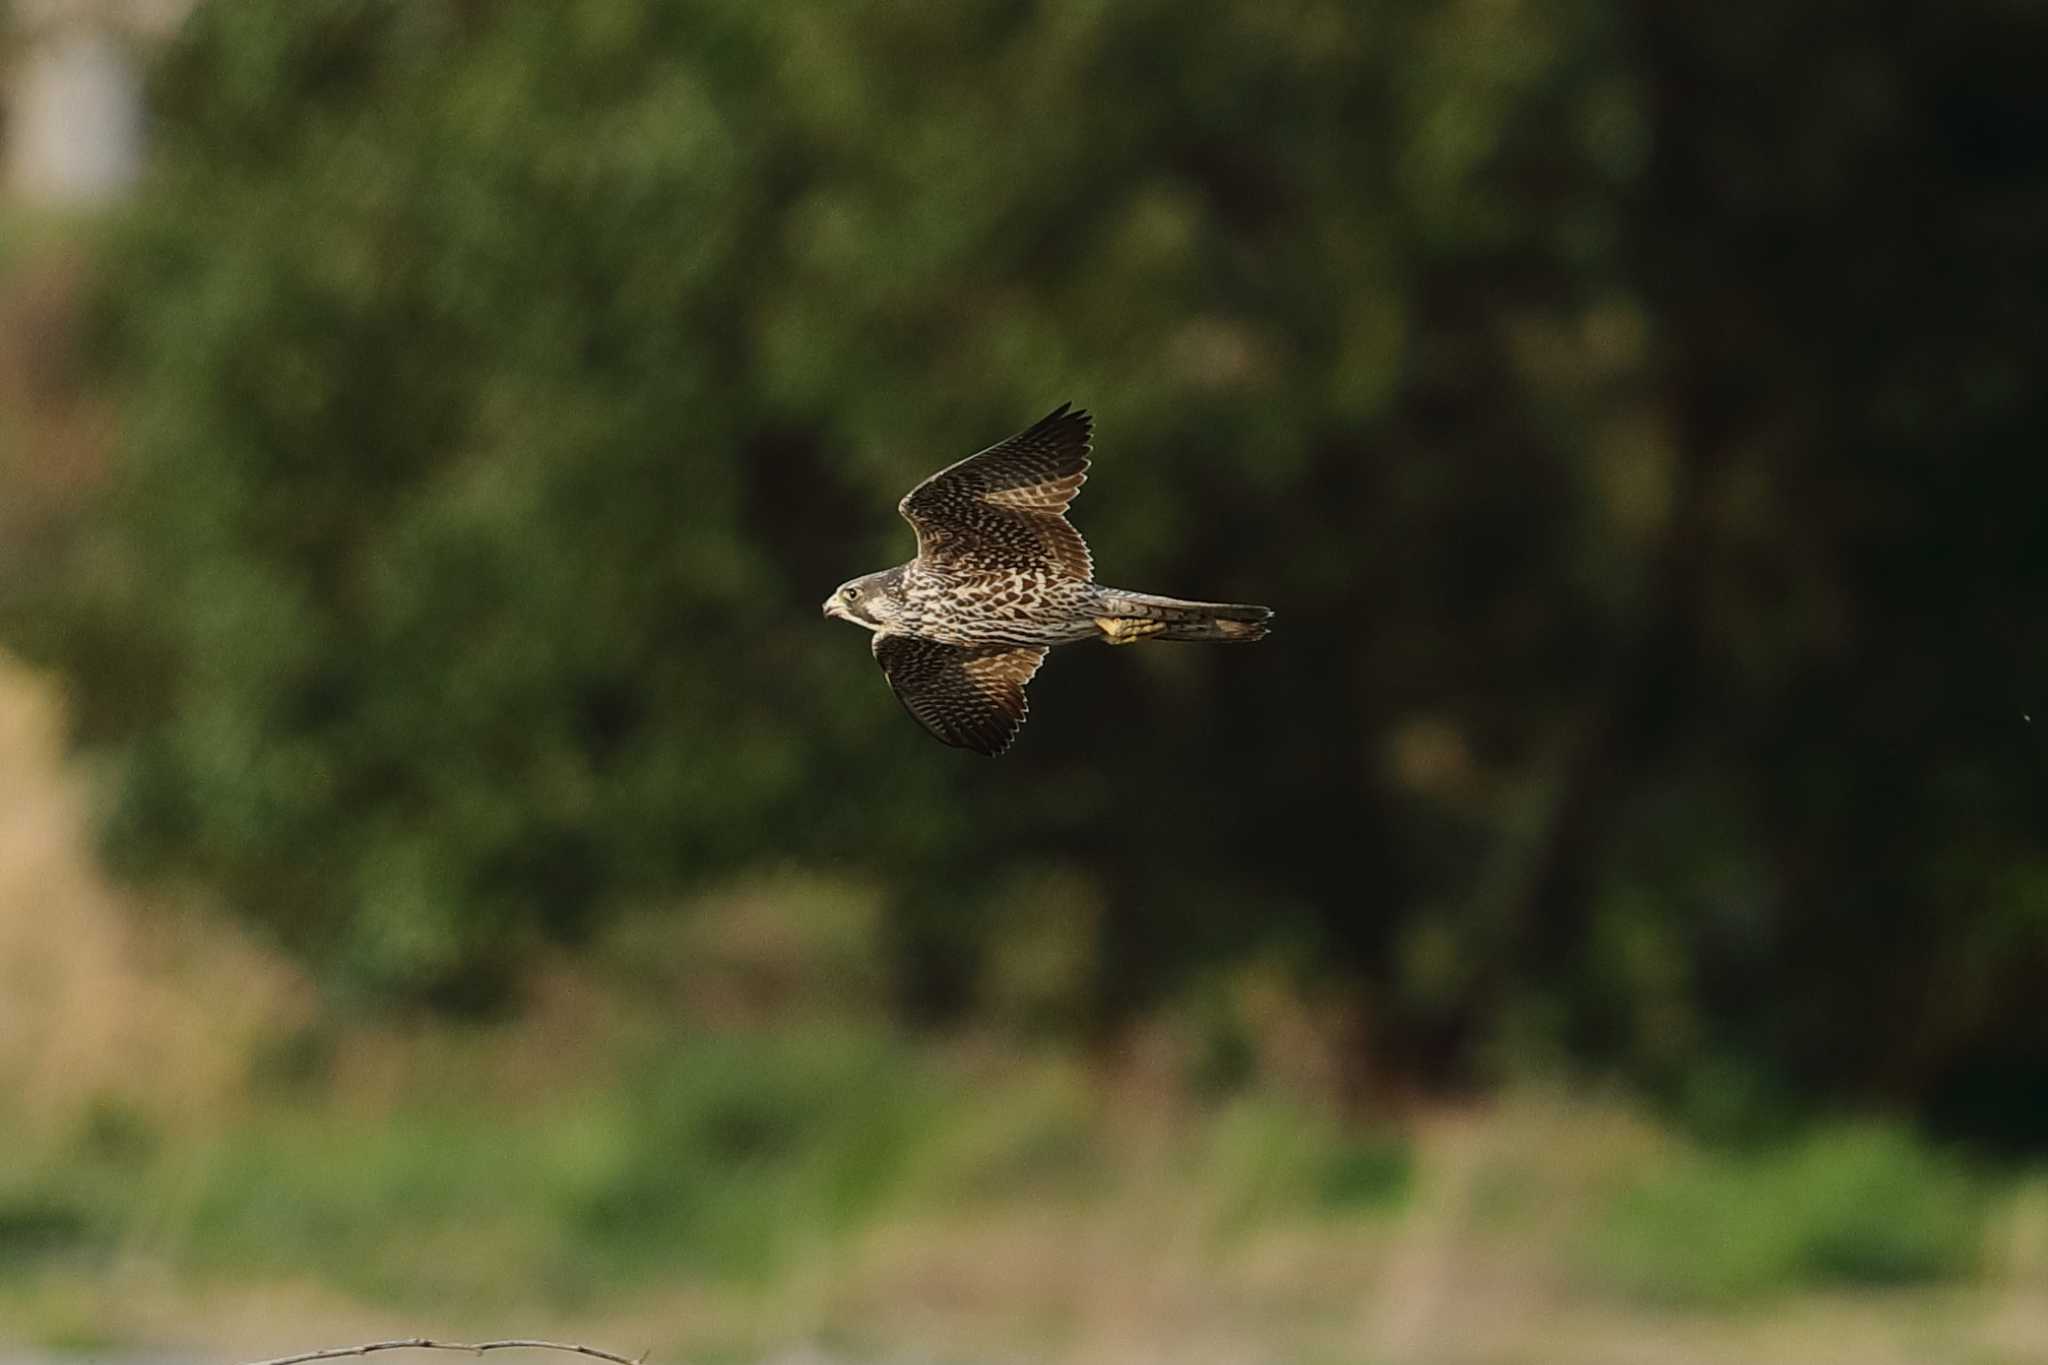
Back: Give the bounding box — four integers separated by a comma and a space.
824, 404, 1272, 755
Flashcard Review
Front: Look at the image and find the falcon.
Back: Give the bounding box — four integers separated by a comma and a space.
824, 404, 1272, 755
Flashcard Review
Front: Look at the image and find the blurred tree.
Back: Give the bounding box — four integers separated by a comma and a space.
1572, 0, 2048, 1141
9, 0, 2045, 1134
35, 0, 1629, 1015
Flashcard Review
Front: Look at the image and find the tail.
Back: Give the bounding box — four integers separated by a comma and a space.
1094, 589, 1273, 643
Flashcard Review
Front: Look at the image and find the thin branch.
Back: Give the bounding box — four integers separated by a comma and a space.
239, 1339, 649, 1365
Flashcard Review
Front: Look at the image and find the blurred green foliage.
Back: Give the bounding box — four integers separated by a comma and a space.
0, 1018, 1411, 1316
170, 1034, 936, 1302
1199, 1095, 1414, 1227
570, 1034, 931, 1283
41, 0, 1630, 1005
0, 874, 2019, 1341
6, 0, 2047, 1132
1592, 1123, 1986, 1303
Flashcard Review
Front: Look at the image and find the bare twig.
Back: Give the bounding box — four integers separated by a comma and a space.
240, 1339, 649, 1365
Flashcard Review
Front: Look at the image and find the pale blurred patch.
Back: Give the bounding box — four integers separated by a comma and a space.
0, 652, 306, 1136
1386, 712, 1480, 804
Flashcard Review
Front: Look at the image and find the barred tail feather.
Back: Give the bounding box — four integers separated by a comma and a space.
1097, 589, 1273, 643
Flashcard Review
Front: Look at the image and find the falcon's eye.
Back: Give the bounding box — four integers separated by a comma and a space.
845, 587, 862, 602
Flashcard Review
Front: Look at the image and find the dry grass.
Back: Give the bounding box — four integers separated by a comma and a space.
0, 651, 308, 1139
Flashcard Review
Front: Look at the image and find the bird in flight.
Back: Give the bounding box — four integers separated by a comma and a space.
824, 404, 1271, 755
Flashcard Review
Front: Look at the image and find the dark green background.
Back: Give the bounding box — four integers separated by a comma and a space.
8, 0, 2045, 1140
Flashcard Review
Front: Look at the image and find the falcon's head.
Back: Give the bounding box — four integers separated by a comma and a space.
823, 567, 906, 632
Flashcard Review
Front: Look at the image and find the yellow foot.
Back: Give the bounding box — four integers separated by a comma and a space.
1096, 616, 1167, 646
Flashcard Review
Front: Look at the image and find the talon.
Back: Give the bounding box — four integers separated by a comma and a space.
1096, 616, 1165, 645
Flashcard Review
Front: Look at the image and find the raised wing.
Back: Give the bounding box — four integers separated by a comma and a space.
898, 404, 1094, 580
871, 633, 1048, 756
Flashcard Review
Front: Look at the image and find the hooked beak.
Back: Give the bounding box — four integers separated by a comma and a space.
822, 594, 847, 622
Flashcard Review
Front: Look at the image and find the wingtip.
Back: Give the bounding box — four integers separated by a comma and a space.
1052, 402, 1093, 450
963, 727, 1013, 757
1015, 402, 1093, 460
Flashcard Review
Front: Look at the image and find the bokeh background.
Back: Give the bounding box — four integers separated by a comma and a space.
1, 1, 2045, 1361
